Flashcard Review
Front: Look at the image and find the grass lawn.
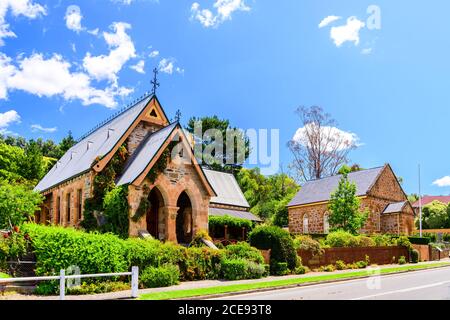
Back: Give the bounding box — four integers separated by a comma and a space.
140, 262, 450, 300
0, 272, 10, 279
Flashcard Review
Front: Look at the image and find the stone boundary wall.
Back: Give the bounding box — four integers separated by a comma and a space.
412, 244, 430, 261
298, 246, 410, 268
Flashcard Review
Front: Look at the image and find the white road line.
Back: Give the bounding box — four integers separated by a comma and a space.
352, 281, 450, 300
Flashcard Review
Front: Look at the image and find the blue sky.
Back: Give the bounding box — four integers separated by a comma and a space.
0, 0, 449, 196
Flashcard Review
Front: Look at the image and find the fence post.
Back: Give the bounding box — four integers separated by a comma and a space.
131, 266, 139, 299
59, 269, 65, 301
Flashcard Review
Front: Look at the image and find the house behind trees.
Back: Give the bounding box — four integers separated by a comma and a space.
287, 164, 415, 235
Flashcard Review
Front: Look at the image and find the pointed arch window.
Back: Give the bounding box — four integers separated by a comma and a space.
303, 214, 309, 234
323, 212, 330, 234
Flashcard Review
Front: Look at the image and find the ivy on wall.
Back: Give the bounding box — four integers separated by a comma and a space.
81, 144, 129, 234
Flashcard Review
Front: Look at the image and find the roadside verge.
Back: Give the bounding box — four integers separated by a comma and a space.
139, 262, 450, 300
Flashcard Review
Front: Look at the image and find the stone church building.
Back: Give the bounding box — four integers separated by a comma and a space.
34, 94, 259, 243
288, 164, 415, 235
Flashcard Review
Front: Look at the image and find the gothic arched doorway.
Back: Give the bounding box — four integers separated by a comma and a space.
147, 187, 164, 239
176, 191, 193, 244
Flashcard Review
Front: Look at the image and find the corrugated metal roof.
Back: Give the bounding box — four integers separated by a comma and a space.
288, 166, 385, 207
412, 196, 450, 208
209, 207, 262, 222
203, 169, 250, 208
35, 95, 154, 193
383, 201, 407, 214
116, 123, 177, 186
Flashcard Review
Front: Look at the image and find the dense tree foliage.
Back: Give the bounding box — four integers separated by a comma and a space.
0, 182, 43, 229
417, 200, 450, 229
236, 168, 299, 226
328, 173, 368, 234
186, 116, 250, 174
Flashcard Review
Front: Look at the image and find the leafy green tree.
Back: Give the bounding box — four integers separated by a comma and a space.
338, 164, 363, 175
418, 201, 449, 229
236, 168, 299, 225
408, 194, 419, 203
186, 116, 250, 174
58, 131, 77, 155
20, 140, 46, 181
328, 173, 368, 234
0, 183, 43, 229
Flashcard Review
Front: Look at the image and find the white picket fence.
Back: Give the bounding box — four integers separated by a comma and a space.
0, 266, 139, 300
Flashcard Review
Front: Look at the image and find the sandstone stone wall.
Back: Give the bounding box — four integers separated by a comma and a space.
128, 156, 211, 242
44, 172, 93, 227
127, 121, 161, 156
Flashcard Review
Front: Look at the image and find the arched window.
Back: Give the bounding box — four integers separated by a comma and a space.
303, 214, 309, 234
323, 212, 330, 234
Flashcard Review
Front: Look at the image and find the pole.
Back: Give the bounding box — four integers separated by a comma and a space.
131, 266, 139, 299
419, 164, 423, 238
59, 269, 65, 301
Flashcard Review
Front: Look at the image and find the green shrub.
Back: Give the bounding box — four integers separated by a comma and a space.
325, 230, 358, 247
102, 185, 129, 239
335, 260, 347, 270
395, 236, 412, 249
372, 234, 394, 246
225, 242, 264, 264
355, 260, 368, 269
67, 281, 130, 295
358, 236, 375, 247
23, 223, 128, 277
398, 256, 407, 265
320, 264, 336, 272
271, 262, 289, 276
190, 230, 213, 248
245, 261, 267, 279
249, 225, 296, 274
209, 215, 253, 230
293, 235, 323, 255
410, 249, 419, 263
180, 247, 224, 281
294, 265, 307, 274
220, 259, 248, 280
140, 264, 180, 288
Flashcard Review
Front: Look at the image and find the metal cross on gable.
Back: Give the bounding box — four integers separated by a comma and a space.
151, 67, 160, 95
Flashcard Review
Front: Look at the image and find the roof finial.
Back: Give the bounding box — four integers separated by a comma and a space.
151, 67, 160, 95
175, 109, 182, 123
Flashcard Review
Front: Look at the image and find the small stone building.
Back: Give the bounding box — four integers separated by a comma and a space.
288, 164, 415, 235
34, 94, 259, 243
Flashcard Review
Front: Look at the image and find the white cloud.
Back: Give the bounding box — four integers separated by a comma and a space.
130, 60, 145, 74
330, 16, 365, 47
0, 53, 15, 99
149, 50, 159, 58
83, 22, 136, 83
65, 5, 84, 33
0, 0, 46, 45
5, 53, 132, 109
190, 0, 250, 28
31, 124, 57, 133
87, 28, 99, 36
293, 124, 361, 152
361, 48, 372, 55
0, 110, 20, 133
158, 58, 184, 75
318, 15, 341, 28
433, 176, 450, 187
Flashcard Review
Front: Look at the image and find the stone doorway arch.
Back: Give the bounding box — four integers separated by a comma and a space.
176, 191, 193, 244
147, 187, 165, 238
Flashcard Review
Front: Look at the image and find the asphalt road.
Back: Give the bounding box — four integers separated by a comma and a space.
213, 266, 450, 300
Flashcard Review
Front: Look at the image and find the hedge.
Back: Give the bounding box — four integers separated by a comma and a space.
21, 224, 267, 293
408, 237, 431, 245
209, 215, 253, 230
248, 225, 297, 274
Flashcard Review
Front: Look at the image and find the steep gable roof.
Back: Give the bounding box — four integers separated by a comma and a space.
288, 166, 385, 207
203, 169, 250, 208
35, 94, 167, 193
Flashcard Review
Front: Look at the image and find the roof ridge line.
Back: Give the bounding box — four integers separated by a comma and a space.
77, 92, 154, 142
303, 166, 385, 184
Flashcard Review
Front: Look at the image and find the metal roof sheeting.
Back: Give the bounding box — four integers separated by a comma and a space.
116, 123, 177, 186
203, 169, 250, 208
383, 201, 407, 214
288, 166, 385, 207
34, 96, 153, 192
209, 207, 262, 222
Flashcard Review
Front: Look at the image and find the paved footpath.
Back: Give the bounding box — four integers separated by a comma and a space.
1, 259, 449, 300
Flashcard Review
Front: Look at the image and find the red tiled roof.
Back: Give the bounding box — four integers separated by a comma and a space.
412, 196, 450, 208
